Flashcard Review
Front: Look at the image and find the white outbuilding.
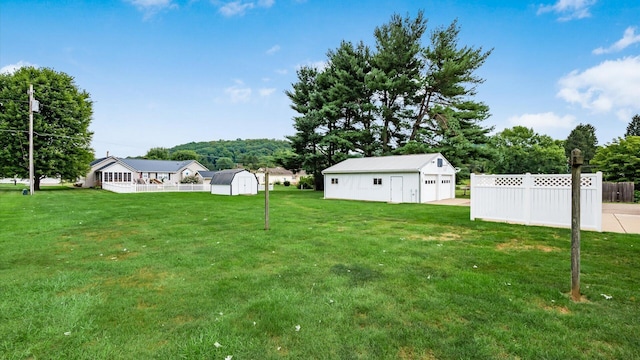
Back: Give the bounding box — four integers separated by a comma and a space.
210, 169, 259, 196
322, 153, 456, 203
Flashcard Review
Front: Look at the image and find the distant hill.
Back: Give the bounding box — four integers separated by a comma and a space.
170, 138, 291, 170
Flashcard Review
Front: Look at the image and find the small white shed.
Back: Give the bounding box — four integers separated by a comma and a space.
322, 153, 456, 203
210, 169, 259, 196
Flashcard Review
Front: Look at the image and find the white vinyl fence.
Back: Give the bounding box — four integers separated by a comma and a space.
102, 182, 210, 194
470, 173, 602, 231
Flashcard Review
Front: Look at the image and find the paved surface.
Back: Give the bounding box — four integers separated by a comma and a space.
428, 198, 640, 235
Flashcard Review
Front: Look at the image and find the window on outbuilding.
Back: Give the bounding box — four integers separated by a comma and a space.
373, 178, 382, 185
437, 158, 443, 167
331, 178, 338, 184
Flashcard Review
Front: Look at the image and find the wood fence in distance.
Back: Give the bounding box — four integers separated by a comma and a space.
602, 182, 635, 202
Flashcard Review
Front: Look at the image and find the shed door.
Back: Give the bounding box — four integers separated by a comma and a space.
239, 177, 251, 194
390, 176, 403, 203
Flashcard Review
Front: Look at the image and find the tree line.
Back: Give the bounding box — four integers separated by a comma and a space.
139, 139, 291, 170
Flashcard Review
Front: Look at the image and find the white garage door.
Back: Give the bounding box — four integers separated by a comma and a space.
423, 175, 438, 202
439, 175, 453, 199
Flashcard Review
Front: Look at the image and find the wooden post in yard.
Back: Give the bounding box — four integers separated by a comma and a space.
265, 172, 270, 230
571, 149, 583, 302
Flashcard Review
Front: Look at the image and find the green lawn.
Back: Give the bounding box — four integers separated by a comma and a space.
1, 185, 639, 359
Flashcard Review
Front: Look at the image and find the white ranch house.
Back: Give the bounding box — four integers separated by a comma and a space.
322, 153, 456, 203
210, 169, 259, 196
82, 156, 209, 188
254, 167, 307, 185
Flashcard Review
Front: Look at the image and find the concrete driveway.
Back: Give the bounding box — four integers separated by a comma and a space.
428, 198, 640, 235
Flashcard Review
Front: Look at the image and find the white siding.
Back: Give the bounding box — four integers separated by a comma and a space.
324, 173, 421, 203
211, 184, 232, 195
322, 154, 456, 204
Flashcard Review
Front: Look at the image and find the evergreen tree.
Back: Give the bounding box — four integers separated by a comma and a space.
284, 66, 326, 190
564, 123, 598, 171
368, 11, 426, 152
626, 114, 640, 137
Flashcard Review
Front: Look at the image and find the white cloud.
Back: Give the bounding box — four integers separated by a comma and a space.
225, 81, 252, 103
125, 0, 177, 18
557, 56, 640, 120
219, 1, 254, 16
258, 88, 276, 97
593, 26, 640, 55
0, 61, 37, 74
275, 69, 288, 75
218, 0, 274, 17
258, 0, 274, 7
266, 45, 281, 55
508, 112, 576, 130
537, 0, 596, 21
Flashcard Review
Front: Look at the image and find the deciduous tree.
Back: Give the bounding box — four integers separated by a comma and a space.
489, 126, 566, 174
0, 67, 94, 190
144, 147, 170, 160
591, 136, 640, 187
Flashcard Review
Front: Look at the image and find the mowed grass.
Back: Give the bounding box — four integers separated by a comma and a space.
1, 185, 639, 359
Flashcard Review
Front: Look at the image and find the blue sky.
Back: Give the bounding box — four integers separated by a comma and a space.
1, 0, 639, 158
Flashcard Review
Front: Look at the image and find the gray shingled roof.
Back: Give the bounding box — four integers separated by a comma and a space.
198, 171, 217, 179
322, 154, 440, 174
120, 158, 194, 172
210, 169, 248, 185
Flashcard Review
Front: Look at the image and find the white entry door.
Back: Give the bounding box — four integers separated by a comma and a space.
390, 176, 403, 203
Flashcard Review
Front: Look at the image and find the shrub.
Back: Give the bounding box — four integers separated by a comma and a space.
180, 175, 202, 184
297, 176, 315, 189
283, 180, 291, 187
635, 190, 640, 203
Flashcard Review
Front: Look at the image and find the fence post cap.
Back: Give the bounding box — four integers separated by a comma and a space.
571, 149, 583, 166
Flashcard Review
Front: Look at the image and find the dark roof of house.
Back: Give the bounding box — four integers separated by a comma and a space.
198, 171, 217, 179
210, 169, 249, 185
95, 161, 117, 172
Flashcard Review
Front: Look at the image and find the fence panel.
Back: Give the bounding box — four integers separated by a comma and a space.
471, 172, 602, 231
602, 182, 634, 202
102, 182, 209, 193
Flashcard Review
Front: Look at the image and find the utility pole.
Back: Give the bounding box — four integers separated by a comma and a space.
571, 148, 583, 302
28, 84, 34, 196
264, 172, 270, 230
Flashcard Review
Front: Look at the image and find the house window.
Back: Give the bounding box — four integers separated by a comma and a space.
437, 158, 443, 167
373, 178, 382, 185
126, 173, 131, 182
108, 173, 113, 182
331, 178, 339, 184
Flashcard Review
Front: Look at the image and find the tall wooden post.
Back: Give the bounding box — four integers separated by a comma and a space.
28, 84, 35, 195
264, 172, 270, 230
571, 149, 583, 301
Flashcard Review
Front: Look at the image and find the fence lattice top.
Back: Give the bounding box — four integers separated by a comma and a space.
473, 173, 598, 188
